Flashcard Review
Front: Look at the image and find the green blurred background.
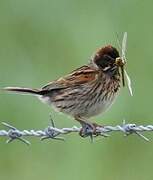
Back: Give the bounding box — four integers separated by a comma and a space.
0, 0, 153, 180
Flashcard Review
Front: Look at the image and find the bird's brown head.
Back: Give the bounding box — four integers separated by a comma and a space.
93, 45, 122, 75
92, 45, 121, 72
92, 45, 126, 85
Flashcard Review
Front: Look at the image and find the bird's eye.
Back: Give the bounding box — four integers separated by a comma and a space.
94, 55, 113, 68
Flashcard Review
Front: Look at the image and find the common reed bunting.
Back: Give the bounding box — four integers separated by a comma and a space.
4, 32, 132, 137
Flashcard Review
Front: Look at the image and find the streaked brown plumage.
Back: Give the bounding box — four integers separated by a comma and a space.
4, 45, 124, 136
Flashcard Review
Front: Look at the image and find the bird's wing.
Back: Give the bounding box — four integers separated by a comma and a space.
41, 65, 99, 91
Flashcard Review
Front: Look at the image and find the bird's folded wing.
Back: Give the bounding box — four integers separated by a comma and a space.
41, 65, 99, 91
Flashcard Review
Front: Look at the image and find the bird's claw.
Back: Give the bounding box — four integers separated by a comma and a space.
79, 123, 100, 141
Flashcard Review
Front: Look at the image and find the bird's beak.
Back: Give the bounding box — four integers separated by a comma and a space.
115, 57, 125, 87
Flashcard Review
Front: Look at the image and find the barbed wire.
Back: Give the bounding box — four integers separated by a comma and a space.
0, 119, 153, 145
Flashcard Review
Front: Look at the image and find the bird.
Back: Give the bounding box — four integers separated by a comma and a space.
3, 33, 132, 137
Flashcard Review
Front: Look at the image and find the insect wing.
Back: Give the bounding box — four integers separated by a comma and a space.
122, 32, 127, 61
125, 69, 133, 96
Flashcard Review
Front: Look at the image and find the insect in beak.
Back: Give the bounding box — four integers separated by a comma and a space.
115, 57, 126, 87
115, 32, 133, 96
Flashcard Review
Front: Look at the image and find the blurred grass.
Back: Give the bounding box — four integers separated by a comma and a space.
0, 0, 153, 180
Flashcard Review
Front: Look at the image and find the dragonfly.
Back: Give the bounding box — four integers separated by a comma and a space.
116, 32, 133, 96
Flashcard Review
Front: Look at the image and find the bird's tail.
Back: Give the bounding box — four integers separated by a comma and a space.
2, 87, 46, 96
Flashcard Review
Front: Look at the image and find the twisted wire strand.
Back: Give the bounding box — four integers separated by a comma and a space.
0, 120, 153, 145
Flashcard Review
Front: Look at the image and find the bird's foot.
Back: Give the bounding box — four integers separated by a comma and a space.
79, 122, 101, 139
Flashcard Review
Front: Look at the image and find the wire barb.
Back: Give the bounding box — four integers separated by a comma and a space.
40, 114, 65, 141
0, 120, 153, 145
2, 122, 31, 145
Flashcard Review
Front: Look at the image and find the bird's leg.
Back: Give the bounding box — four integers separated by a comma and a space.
75, 116, 100, 138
